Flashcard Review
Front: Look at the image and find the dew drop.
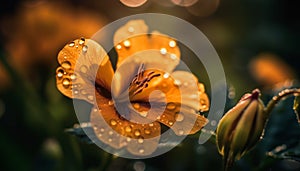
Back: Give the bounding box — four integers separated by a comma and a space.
73, 89, 79, 94
170, 54, 177, 60
160, 48, 167, 55
173, 79, 182, 86
98, 133, 102, 137
163, 73, 170, 79
144, 129, 151, 135
123, 40, 131, 47
125, 126, 132, 133
126, 137, 132, 142
80, 65, 88, 73
108, 138, 112, 142
175, 113, 184, 122
69, 73, 76, 80
178, 129, 184, 135
81, 89, 87, 95
138, 137, 144, 144
57, 69, 64, 78
100, 128, 105, 132
62, 78, 70, 88
108, 131, 113, 135
93, 108, 98, 112
69, 42, 75, 47
79, 38, 85, 45
149, 123, 154, 127
169, 40, 176, 48
61, 61, 71, 69
128, 26, 135, 33
138, 148, 145, 154
87, 95, 94, 101
110, 119, 117, 126
183, 82, 189, 87
133, 103, 140, 109
139, 111, 148, 117
116, 44, 122, 50
108, 100, 114, 106
162, 83, 167, 88
82, 45, 88, 52
166, 103, 176, 110
169, 121, 174, 126
134, 130, 141, 137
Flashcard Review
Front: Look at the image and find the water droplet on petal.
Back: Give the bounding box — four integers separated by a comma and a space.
128, 26, 135, 33
166, 103, 176, 110
81, 89, 87, 95
149, 123, 154, 127
87, 95, 94, 101
80, 65, 88, 73
82, 45, 88, 52
61, 61, 71, 69
110, 119, 117, 126
169, 121, 174, 126
170, 54, 177, 60
178, 129, 184, 135
79, 38, 85, 45
57, 69, 64, 78
116, 44, 122, 50
123, 40, 131, 47
175, 113, 184, 122
109, 131, 113, 135
183, 82, 189, 87
139, 111, 148, 117
108, 100, 114, 106
126, 137, 132, 142
133, 103, 140, 109
108, 138, 112, 142
160, 48, 167, 55
138, 137, 144, 144
100, 128, 105, 132
125, 126, 132, 133
69, 42, 75, 47
139, 148, 145, 154
134, 130, 141, 137
163, 73, 170, 79
70, 73, 76, 80
62, 78, 70, 88
144, 129, 151, 135
74, 89, 79, 94
174, 79, 182, 86
169, 40, 176, 48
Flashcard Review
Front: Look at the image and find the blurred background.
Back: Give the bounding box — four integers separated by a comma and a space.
0, 0, 299, 170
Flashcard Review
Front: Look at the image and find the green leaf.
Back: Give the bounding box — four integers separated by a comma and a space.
293, 96, 300, 124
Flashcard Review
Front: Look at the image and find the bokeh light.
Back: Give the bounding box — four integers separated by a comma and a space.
171, 0, 198, 7
120, 0, 148, 7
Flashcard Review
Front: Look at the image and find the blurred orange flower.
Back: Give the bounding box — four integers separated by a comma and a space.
56, 20, 209, 155
0, 1, 106, 90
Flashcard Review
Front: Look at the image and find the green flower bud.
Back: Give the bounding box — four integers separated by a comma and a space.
216, 89, 267, 167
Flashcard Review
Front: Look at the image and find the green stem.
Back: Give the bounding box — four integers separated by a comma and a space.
264, 88, 300, 116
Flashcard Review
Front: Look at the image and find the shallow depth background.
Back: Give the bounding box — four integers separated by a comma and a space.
0, 0, 299, 171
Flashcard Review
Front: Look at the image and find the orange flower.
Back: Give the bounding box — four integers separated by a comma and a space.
56, 20, 209, 156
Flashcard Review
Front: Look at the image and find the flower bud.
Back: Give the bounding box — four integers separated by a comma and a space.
216, 89, 267, 166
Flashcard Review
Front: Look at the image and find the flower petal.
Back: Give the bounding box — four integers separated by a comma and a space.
157, 104, 208, 135
90, 92, 161, 156
171, 71, 210, 112
56, 38, 114, 102
114, 20, 180, 67
112, 50, 180, 99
